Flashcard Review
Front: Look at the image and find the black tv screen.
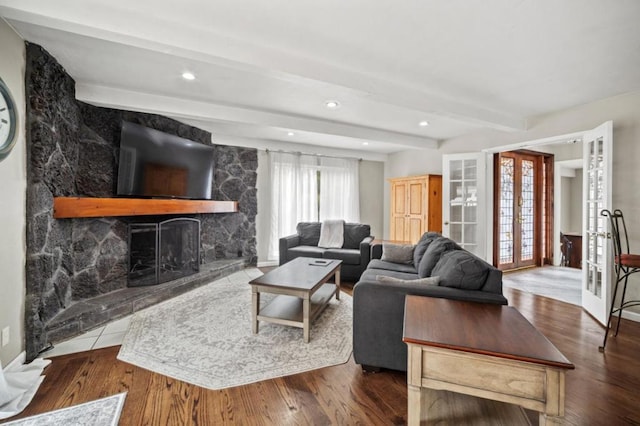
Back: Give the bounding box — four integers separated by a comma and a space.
116, 122, 214, 199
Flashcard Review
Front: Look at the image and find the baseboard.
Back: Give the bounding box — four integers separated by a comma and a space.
257, 260, 278, 267
4, 351, 26, 371
621, 309, 640, 323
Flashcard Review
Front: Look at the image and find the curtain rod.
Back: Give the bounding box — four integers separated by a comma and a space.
265, 149, 362, 162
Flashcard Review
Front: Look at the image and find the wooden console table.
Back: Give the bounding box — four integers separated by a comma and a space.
403, 296, 574, 425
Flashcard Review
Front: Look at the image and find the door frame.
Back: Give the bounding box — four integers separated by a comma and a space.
483, 130, 585, 268
492, 150, 552, 270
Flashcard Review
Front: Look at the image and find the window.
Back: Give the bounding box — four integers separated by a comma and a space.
268, 152, 360, 260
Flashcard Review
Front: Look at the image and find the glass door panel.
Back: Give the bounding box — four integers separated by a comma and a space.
498, 157, 515, 265
443, 153, 486, 260
582, 122, 612, 325
520, 160, 535, 261
495, 152, 540, 270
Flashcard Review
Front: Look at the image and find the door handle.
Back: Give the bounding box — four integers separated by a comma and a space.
444, 221, 449, 225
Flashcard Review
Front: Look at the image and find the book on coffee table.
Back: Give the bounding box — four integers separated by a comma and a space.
309, 259, 331, 266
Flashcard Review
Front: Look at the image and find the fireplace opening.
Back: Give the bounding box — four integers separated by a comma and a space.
128, 218, 200, 287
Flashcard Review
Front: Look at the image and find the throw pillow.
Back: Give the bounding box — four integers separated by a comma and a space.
413, 232, 441, 269
297, 222, 321, 246
343, 223, 371, 249
381, 243, 415, 264
376, 275, 440, 286
317, 220, 345, 248
417, 237, 461, 278
431, 250, 490, 290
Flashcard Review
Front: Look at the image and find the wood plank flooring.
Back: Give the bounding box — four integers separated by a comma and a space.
3, 283, 640, 425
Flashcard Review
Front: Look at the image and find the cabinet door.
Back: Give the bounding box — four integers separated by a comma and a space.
390, 182, 408, 240
406, 179, 426, 243
427, 175, 443, 233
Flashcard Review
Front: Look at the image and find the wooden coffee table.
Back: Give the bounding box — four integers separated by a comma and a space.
403, 296, 574, 426
248, 257, 342, 342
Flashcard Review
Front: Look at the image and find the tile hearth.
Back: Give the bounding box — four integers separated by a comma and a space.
44, 316, 132, 358
45, 258, 248, 348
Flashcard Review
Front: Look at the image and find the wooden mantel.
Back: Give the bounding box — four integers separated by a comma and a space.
53, 197, 238, 219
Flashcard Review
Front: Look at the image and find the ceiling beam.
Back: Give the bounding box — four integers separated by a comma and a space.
76, 83, 439, 149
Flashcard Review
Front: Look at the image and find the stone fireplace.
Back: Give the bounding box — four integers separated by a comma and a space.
128, 218, 201, 287
24, 42, 258, 360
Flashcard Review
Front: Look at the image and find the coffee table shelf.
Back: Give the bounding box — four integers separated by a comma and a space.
249, 257, 342, 342
258, 283, 337, 327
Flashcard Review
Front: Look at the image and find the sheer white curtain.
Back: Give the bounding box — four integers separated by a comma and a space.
268, 152, 319, 260
319, 157, 360, 222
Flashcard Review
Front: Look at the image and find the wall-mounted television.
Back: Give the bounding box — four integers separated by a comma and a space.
116, 121, 214, 200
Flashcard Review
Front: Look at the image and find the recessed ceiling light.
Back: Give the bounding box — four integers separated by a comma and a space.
362, 142, 369, 146
182, 72, 196, 80
325, 100, 340, 109
287, 132, 295, 136
419, 120, 429, 127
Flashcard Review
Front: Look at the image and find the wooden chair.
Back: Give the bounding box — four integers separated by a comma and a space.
599, 209, 640, 351
560, 232, 572, 267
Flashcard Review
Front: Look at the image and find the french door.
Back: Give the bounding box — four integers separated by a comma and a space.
495, 152, 542, 270
442, 153, 488, 260
581, 121, 613, 325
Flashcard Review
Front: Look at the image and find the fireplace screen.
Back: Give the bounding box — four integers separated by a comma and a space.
128, 218, 200, 287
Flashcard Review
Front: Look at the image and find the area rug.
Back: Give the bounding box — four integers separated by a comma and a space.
117, 268, 352, 390
3, 393, 126, 426
503, 266, 581, 306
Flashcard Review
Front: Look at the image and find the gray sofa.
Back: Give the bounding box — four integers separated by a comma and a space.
279, 222, 374, 282
353, 232, 507, 372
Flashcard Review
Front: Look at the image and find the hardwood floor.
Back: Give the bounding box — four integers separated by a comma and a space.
3, 284, 640, 425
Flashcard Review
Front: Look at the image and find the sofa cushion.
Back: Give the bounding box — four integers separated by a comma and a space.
323, 248, 361, 265
418, 237, 461, 278
431, 250, 490, 290
376, 275, 440, 286
360, 268, 419, 282
297, 222, 321, 246
288, 245, 325, 259
413, 232, 441, 270
343, 223, 371, 249
368, 259, 417, 274
381, 243, 415, 264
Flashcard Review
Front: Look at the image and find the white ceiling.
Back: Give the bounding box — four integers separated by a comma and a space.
2, 0, 640, 159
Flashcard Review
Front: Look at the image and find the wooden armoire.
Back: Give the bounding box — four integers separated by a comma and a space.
389, 174, 442, 244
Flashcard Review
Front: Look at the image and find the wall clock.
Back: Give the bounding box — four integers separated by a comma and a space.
0, 77, 18, 161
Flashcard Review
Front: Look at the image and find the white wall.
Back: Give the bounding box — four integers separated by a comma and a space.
560, 170, 583, 235
570, 169, 583, 233
382, 148, 443, 238
560, 176, 573, 233
255, 150, 385, 264
358, 160, 384, 239
0, 20, 26, 366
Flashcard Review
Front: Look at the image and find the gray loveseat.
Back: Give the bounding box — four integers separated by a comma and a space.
279, 222, 374, 282
353, 232, 507, 372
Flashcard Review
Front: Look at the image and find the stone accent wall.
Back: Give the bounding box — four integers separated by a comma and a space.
24, 42, 257, 360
